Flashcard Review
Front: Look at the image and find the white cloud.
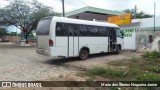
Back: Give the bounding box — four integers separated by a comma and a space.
1, 0, 160, 16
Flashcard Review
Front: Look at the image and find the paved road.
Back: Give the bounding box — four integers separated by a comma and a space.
0, 43, 78, 81
0, 43, 142, 81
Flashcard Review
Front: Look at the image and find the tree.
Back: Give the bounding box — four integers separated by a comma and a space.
0, 0, 60, 43
123, 9, 152, 19
0, 27, 8, 37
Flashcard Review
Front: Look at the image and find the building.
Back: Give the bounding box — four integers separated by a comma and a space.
119, 17, 160, 51
66, 6, 123, 21
66, 6, 160, 51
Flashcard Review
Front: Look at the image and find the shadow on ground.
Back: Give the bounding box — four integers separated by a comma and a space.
45, 52, 117, 65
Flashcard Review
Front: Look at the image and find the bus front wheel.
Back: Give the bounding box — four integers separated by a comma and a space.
79, 49, 89, 60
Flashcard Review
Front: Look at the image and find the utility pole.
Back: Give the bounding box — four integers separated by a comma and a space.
62, 0, 65, 17
134, 5, 137, 19
154, 2, 156, 33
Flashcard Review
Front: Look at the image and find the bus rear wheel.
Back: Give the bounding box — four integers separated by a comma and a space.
79, 49, 89, 60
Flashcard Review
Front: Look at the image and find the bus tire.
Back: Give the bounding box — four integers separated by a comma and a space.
79, 49, 89, 60
116, 45, 120, 54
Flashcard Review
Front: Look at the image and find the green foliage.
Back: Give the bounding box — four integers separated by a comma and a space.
79, 88, 85, 90
0, 27, 8, 37
86, 75, 95, 81
111, 87, 119, 90
123, 9, 152, 19
0, 0, 59, 43
88, 67, 127, 79
148, 66, 160, 73
108, 60, 127, 66
128, 68, 141, 77
87, 53, 160, 81
144, 51, 160, 61
137, 73, 160, 81
88, 67, 106, 75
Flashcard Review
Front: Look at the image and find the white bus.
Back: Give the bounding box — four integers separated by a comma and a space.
36, 16, 124, 60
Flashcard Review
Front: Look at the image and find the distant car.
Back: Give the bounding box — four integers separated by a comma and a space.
28, 39, 36, 43
0, 38, 9, 42
21, 38, 36, 43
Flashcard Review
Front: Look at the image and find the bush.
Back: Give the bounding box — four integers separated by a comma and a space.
0, 27, 8, 37
88, 67, 106, 75
88, 67, 127, 78
144, 51, 160, 61
149, 66, 160, 73
103, 69, 127, 78
137, 73, 160, 81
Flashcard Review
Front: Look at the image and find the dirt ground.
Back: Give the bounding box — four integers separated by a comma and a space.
0, 42, 143, 81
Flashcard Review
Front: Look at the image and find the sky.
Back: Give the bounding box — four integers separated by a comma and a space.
1, 0, 160, 33
1, 0, 160, 16
39, 0, 160, 16
6, 25, 21, 33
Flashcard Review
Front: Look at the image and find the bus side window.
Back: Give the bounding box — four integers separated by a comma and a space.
56, 23, 61, 36
106, 27, 109, 36
61, 24, 67, 36
80, 25, 88, 36
56, 23, 67, 36
99, 27, 107, 36
68, 24, 74, 36
79, 25, 83, 36
73, 25, 79, 36
88, 26, 98, 36
87, 26, 92, 36
92, 26, 98, 36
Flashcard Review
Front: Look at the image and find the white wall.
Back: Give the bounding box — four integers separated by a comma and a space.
119, 23, 140, 50
140, 16, 160, 28
118, 16, 160, 50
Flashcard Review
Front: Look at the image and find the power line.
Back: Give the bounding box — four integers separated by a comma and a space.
78, 0, 89, 6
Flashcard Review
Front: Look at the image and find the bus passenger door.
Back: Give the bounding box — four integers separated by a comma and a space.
108, 27, 117, 52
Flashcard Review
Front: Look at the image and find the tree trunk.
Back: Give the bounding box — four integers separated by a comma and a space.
23, 30, 29, 44
25, 36, 28, 44
22, 28, 32, 44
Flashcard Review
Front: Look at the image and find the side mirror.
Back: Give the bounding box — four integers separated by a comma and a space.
120, 31, 124, 38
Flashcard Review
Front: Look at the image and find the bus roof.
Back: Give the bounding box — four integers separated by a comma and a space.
42, 16, 118, 28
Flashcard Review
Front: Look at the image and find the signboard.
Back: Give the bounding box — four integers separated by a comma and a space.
108, 13, 131, 25
121, 28, 139, 37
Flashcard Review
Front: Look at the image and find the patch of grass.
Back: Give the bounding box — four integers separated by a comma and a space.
111, 87, 119, 90
88, 67, 106, 75
79, 87, 85, 90
108, 60, 128, 66
130, 57, 139, 62
86, 51, 160, 81
148, 66, 160, 73
144, 51, 160, 61
102, 69, 127, 78
88, 67, 127, 79
137, 73, 160, 81
86, 75, 95, 81
128, 67, 142, 77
